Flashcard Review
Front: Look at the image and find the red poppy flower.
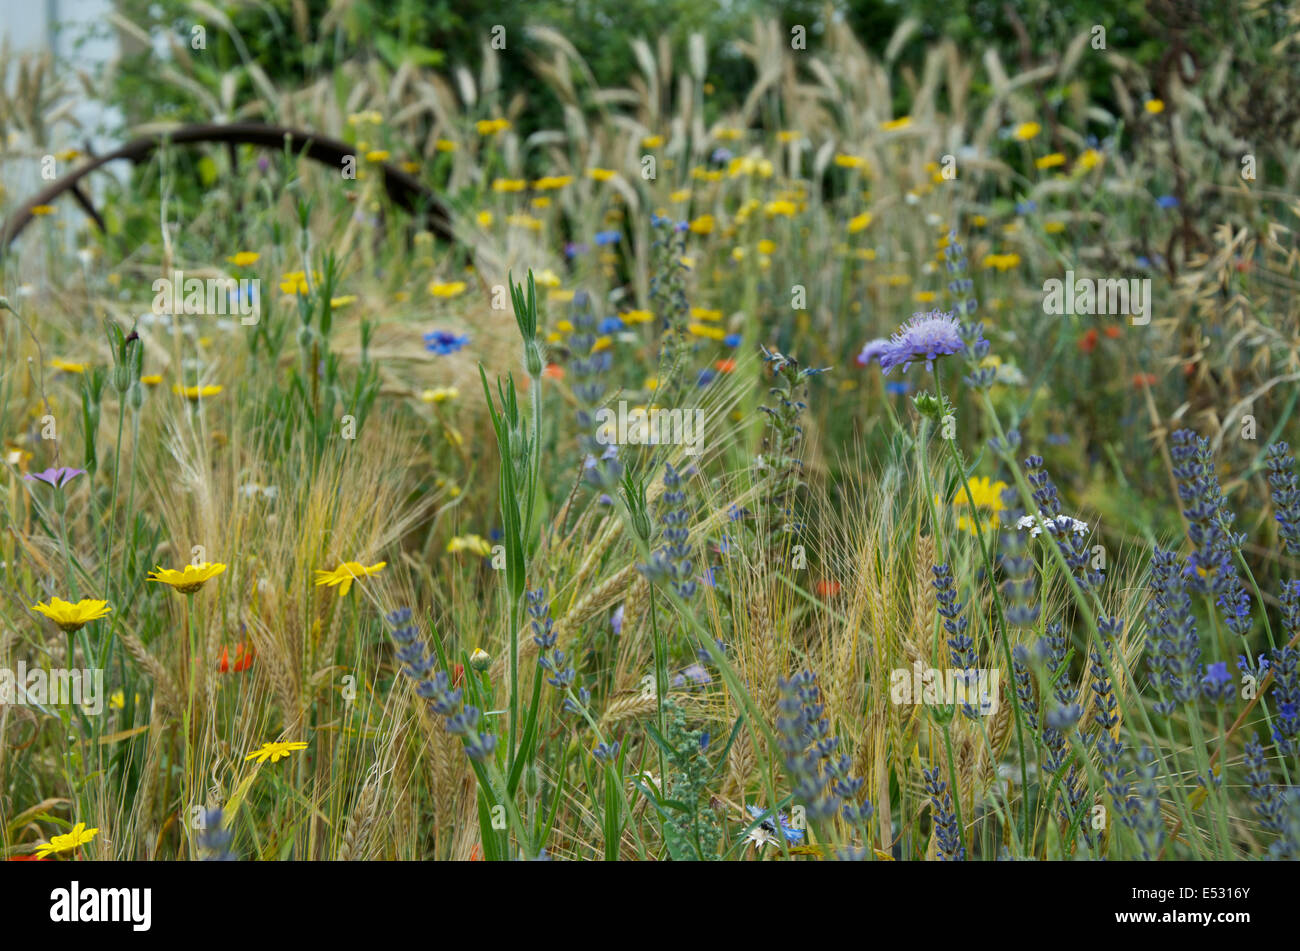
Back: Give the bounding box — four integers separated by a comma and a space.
1103, 326, 1121, 338
815, 579, 841, 597
452, 663, 465, 686
1132, 372, 1158, 387
218, 642, 255, 673
543, 363, 564, 380
1077, 329, 1098, 354
714, 358, 736, 373
469, 843, 484, 861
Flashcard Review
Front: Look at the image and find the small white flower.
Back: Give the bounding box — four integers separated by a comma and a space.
1016, 513, 1090, 538
994, 364, 1026, 386
746, 826, 778, 849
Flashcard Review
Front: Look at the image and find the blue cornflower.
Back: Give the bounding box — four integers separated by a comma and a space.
724, 333, 741, 347
878, 311, 972, 375
885, 380, 911, 395
598, 315, 624, 334
1156, 195, 1179, 209
696, 368, 716, 387
424, 330, 469, 355
745, 804, 804, 846
1015, 200, 1037, 215
565, 242, 589, 258
594, 229, 621, 246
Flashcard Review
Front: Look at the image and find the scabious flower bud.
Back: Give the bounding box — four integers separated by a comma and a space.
469, 647, 491, 672
524, 338, 544, 379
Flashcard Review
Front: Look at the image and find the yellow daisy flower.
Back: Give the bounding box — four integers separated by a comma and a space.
31, 597, 111, 632
1013, 121, 1042, 141
226, 251, 260, 267
148, 562, 227, 594
50, 359, 87, 373
688, 215, 715, 235
314, 560, 386, 597
420, 386, 460, 403
935, 477, 1010, 535
688, 322, 726, 341
245, 740, 309, 764
174, 384, 223, 400
447, 534, 492, 556
533, 175, 573, 190
428, 281, 467, 298
33, 822, 99, 858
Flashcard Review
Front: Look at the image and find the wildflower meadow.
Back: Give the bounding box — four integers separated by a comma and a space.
0, 0, 1298, 908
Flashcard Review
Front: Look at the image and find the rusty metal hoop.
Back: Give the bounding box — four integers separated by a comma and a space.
1, 122, 452, 252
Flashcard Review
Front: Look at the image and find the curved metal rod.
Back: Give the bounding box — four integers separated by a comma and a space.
1, 122, 453, 251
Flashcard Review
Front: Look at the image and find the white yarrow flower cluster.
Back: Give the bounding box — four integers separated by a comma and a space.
1016, 513, 1090, 538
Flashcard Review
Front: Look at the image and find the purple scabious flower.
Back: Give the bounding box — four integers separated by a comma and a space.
878, 311, 970, 375
855, 337, 890, 367
424, 330, 469, 355
24, 466, 86, 488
